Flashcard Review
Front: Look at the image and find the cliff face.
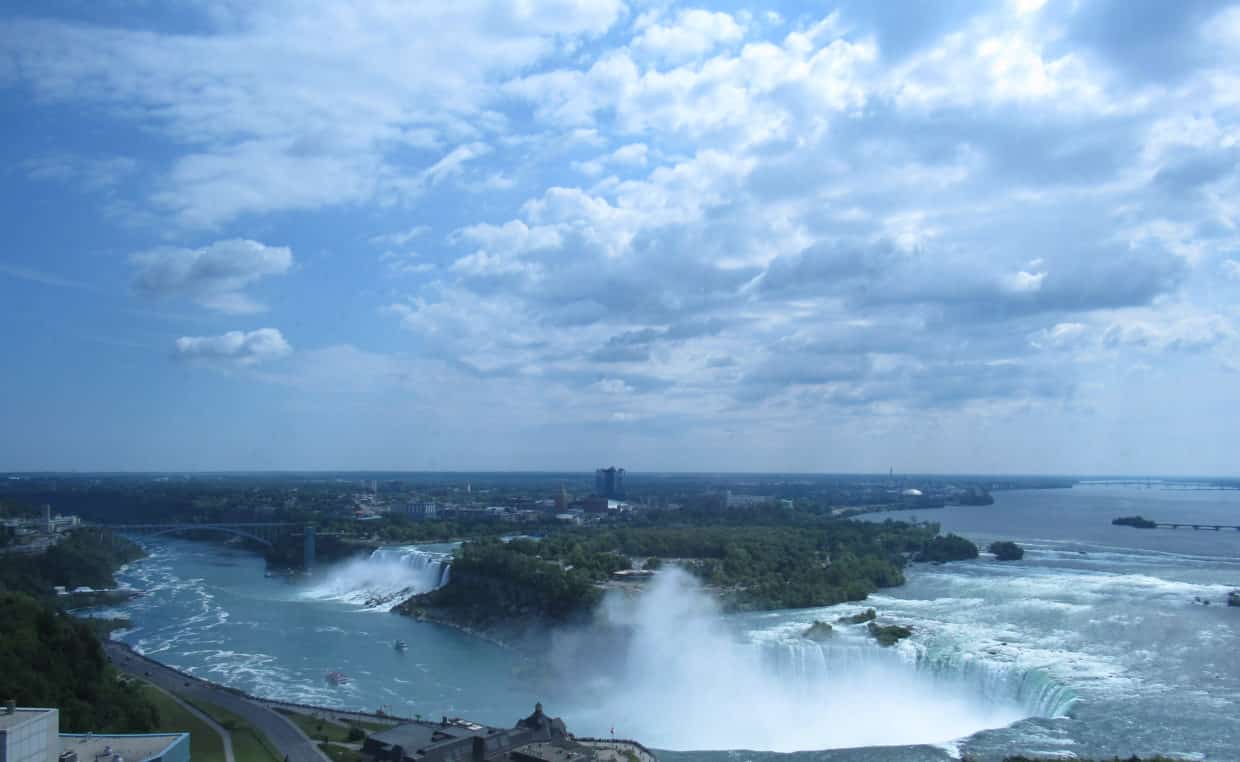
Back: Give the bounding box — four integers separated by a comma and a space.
394, 569, 594, 647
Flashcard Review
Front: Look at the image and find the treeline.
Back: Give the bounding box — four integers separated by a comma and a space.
408, 517, 965, 618
522, 522, 937, 610
403, 539, 602, 623
0, 592, 159, 732
0, 531, 143, 597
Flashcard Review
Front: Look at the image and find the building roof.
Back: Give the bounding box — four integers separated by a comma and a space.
510, 741, 592, 762
0, 707, 55, 732
60, 732, 187, 762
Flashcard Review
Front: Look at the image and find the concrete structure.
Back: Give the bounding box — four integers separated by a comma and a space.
363, 704, 593, 762
90, 522, 317, 568
593, 468, 625, 499
1, 705, 187, 762
1, 706, 58, 762
59, 733, 189, 762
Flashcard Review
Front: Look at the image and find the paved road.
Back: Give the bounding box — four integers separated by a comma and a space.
146, 681, 235, 762
106, 642, 327, 762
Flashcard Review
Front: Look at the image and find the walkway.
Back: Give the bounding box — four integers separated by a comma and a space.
105, 642, 328, 762
147, 681, 235, 762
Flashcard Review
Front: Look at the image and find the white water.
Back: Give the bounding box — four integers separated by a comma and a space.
556, 570, 1056, 752
300, 546, 451, 611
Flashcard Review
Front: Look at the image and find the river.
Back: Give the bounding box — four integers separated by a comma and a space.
90, 485, 1240, 760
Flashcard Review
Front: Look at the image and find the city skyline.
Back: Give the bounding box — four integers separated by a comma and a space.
2, 1, 1239, 475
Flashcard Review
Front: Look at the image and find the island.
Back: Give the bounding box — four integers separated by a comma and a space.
988, 541, 1025, 561
1112, 516, 1157, 529
802, 621, 834, 640
396, 513, 980, 641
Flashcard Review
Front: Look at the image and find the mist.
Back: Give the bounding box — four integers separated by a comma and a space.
550, 568, 1030, 752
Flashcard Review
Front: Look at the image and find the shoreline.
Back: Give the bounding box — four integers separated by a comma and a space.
105, 639, 414, 724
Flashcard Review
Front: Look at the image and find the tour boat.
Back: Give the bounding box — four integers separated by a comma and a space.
394, 640, 408, 651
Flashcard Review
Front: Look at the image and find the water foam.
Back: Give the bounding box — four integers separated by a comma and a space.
301, 546, 452, 611
559, 570, 1058, 752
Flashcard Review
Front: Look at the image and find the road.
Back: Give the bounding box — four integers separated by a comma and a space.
105, 642, 327, 762
146, 682, 235, 762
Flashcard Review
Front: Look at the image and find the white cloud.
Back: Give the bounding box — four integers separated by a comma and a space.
421, 142, 493, 187
1002, 269, 1047, 293
631, 9, 746, 65
2, 2, 627, 226
1030, 322, 1088, 350
175, 328, 292, 367
1102, 312, 1235, 352
131, 239, 293, 314
369, 226, 430, 248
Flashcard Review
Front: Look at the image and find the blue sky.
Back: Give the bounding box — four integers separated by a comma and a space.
1, 0, 1238, 474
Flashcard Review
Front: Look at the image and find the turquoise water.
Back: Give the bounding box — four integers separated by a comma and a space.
95, 486, 1240, 760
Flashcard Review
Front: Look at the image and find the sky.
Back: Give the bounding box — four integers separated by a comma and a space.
1, 0, 1238, 475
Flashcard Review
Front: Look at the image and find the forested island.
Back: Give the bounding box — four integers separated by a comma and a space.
1113, 516, 1158, 529
398, 506, 979, 637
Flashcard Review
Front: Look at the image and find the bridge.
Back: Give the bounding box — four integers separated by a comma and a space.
88, 522, 317, 568
1154, 522, 1240, 531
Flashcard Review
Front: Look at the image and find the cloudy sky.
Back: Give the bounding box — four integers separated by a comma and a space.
1, 0, 1238, 474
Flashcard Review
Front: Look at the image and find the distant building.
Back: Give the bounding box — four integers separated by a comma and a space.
554, 486, 569, 513
594, 467, 625, 498
403, 502, 439, 520
1, 705, 188, 762
724, 492, 772, 509
39, 507, 79, 536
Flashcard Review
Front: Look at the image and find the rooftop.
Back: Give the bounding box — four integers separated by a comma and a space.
367, 719, 492, 752
60, 732, 187, 762
510, 742, 592, 762
0, 707, 55, 732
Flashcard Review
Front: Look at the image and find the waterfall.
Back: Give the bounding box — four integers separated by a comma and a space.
761, 636, 1078, 720
300, 546, 452, 611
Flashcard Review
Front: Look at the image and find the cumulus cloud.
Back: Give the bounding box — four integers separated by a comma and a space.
131, 239, 293, 314
2, 1, 627, 226
631, 9, 746, 64
11, 0, 1240, 461
174, 329, 292, 367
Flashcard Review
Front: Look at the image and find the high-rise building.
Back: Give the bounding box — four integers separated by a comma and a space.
594, 467, 625, 498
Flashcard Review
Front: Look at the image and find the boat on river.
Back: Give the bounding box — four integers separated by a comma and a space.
326, 670, 349, 685
394, 639, 408, 651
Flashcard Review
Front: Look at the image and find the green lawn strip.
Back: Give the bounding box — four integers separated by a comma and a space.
187, 699, 281, 762
274, 709, 355, 743
318, 743, 366, 762
138, 684, 227, 762
349, 718, 397, 733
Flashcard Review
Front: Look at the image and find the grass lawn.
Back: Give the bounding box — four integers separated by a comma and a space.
350, 718, 397, 733
189, 699, 281, 762
275, 709, 355, 743
318, 743, 367, 762
139, 685, 227, 762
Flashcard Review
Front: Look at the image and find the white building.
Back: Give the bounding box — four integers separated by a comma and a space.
0, 706, 58, 762
403, 502, 439, 520
0, 705, 189, 762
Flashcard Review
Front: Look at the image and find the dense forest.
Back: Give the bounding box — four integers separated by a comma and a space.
0, 531, 144, 596
405, 516, 970, 621
0, 592, 158, 731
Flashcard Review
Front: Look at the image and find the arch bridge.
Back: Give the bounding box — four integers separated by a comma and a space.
89, 522, 317, 568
